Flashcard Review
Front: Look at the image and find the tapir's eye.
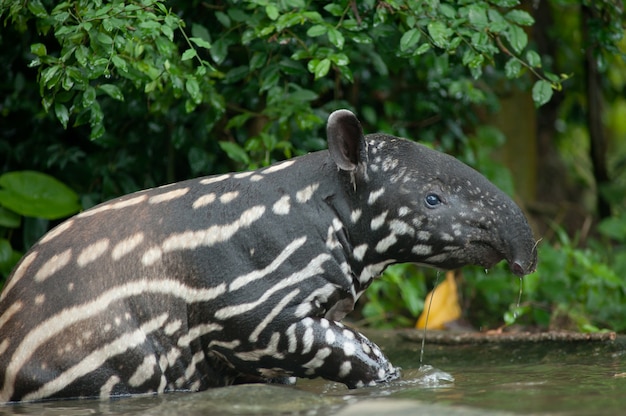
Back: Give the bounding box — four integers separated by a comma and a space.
425, 193, 442, 208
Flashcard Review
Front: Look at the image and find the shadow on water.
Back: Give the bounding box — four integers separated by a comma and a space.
2, 331, 625, 415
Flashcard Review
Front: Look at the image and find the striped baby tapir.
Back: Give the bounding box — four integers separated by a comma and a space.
0, 109, 537, 402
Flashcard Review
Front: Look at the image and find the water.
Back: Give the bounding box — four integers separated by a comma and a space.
2, 332, 625, 415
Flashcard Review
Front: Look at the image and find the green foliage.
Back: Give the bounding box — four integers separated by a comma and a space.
360, 264, 428, 329
0, 171, 81, 277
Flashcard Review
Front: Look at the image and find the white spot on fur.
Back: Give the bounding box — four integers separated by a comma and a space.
192, 193, 216, 209
199, 174, 230, 185
34, 249, 72, 282
286, 323, 297, 353
353, 244, 368, 261
370, 211, 388, 230
149, 187, 189, 204
34, 294, 45, 305
368, 188, 385, 205
343, 342, 356, 357
0, 252, 37, 301
375, 234, 397, 253
382, 157, 398, 172
398, 206, 411, 217
302, 327, 314, 355
417, 231, 431, 241
164, 320, 182, 335
234, 171, 253, 179
358, 260, 394, 284
325, 329, 336, 344
141, 246, 163, 266
412, 245, 433, 255
262, 160, 295, 174
111, 233, 145, 260
0, 301, 22, 333
389, 219, 414, 236
100, 375, 121, 399
250, 174, 264, 182
350, 209, 362, 223
78, 195, 148, 218
296, 183, 319, 203
272, 195, 291, 215
0, 340, 9, 357
303, 347, 331, 370
219, 191, 239, 204
39, 220, 74, 244
129, 355, 157, 387
338, 361, 352, 378
77, 239, 110, 267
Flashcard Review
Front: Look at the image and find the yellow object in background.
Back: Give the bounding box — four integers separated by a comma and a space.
416, 271, 462, 330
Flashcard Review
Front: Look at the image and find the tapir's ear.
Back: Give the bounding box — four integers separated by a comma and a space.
327, 109, 364, 171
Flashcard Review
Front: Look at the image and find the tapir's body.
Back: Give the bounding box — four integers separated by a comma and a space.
0, 110, 537, 402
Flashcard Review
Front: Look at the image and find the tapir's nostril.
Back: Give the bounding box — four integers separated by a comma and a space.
511, 261, 525, 277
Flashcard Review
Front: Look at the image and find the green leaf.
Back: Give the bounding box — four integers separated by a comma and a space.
414, 43, 431, 55
98, 84, 124, 101
0, 171, 80, 220
185, 77, 201, 104
30, 43, 47, 57
306, 24, 327, 37
525, 50, 541, 68
215, 11, 231, 28
468, 5, 489, 29
41, 65, 61, 88
182, 48, 197, 61
189, 37, 211, 50
400, 28, 421, 52
427, 21, 449, 48
111, 55, 127, 72
82, 86, 96, 108
210, 38, 228, 65
505, 9, 534, 26
96, 31, 113, 45
309, 58, 331, 79
219, 141, 250, 165
0, 239, 11, 265
265, 4, 279, 20
324, 3, 344, 16
27, 0, 48, 18
504, 58, 522, 78
532, 80, 553, 107
327, 27, 345, 49
506, 25, 527, 53
0, 206, 20, 228
54, 103, 69, 129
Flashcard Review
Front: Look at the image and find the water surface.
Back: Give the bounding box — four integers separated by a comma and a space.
2, 331, 624, 415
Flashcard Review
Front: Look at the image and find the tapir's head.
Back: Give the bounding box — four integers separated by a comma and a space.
327, 109, 538, 276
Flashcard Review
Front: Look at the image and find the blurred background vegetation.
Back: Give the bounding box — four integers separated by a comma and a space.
0, 0, 624, 332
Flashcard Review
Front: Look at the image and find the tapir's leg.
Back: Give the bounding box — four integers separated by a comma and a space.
213, 317, 400, 388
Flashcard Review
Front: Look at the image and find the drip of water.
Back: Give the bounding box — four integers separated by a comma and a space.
514, 276, 524, 319
419, 271, 442, 367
